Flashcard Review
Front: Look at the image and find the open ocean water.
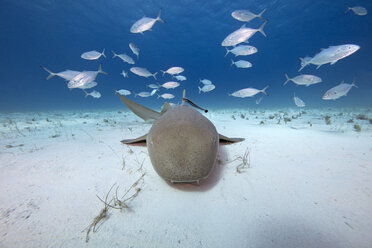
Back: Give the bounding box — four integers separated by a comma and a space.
1, 1, 372, 248
0, 0, 371, 112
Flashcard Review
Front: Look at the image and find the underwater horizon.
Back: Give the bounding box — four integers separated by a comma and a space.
1, 0, 372, 112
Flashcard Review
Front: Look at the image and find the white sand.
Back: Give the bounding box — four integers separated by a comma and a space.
0, 108, 371, 247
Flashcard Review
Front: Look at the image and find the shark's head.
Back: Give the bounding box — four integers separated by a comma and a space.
116, 89, 244, 183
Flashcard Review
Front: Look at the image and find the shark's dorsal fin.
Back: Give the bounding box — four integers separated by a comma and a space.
115, 89, 161, 121
160, 102, 172, 114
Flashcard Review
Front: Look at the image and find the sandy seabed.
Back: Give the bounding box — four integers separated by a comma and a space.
0, 108, 371, 248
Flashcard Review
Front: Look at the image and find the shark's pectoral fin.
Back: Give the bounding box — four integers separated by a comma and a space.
219, 133, 245, 145
121, 134, 147, 146
115, 89, 161, 121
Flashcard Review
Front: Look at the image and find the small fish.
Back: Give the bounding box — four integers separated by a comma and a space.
150, 89, 158, 96
135, 92, 152, 97
283, 74, 322, 86
120, 70, 128, 78
255, 95, 264, 105
79, 81, 97, 90
112, 51, 135, 64
130, 67, 157, 79
81, 49, 106, 60
129, 43, 140, 60
299, 44, 360, 71
68, 65, 107, 89
41, 66, 81, 81
116, 89, 131, 96
293, 93, 306, 107
173, 75, 187, 81
231, 59, 252, 68
200, 79, 212, 85
231, 9, 266, 22
229, 85, 269, 98
225, 45, 257, 57
84, 90, 101, 99
147, 84, 160, 89
346, 6, 367, 16
157, 93, 175, 99
198, 84, 215, 93
130, 9, 165, 34
222, 22, 267, 47
322, 81, 357, 100
159, 81, 180, 89
161, 67, 184, 76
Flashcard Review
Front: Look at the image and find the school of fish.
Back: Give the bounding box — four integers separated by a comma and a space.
41, 5, 365, 106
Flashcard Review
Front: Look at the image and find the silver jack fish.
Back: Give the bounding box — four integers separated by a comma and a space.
322, 81, 358, 100
299, 44, 360, 71
293, 93, 305, 107
112, 51, 135, 64
68, 65, 107, 89
81, 49, 105, 60
283, 74, 322, 86
130, 9, 165, 34
229, 85, 269, 98
130, 67, 158, 79
222, 22, 267, 47
41, 66, 81, 81
231, 9, 266, 22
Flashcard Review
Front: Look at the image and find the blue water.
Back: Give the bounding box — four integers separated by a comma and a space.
1, 0, 371, 112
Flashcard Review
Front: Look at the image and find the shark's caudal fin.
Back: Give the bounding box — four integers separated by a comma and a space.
101, 48, 106, 58
115, 89, 161, 121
